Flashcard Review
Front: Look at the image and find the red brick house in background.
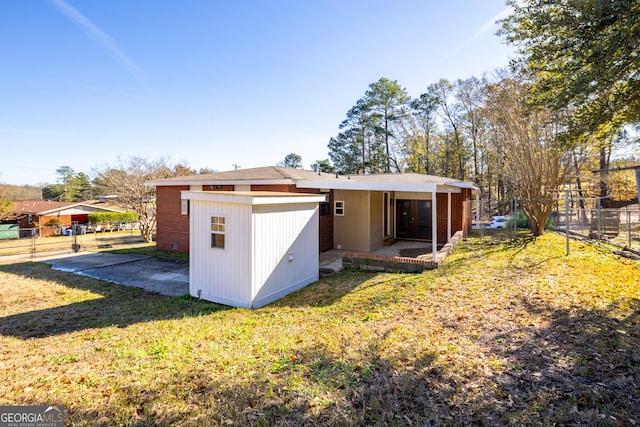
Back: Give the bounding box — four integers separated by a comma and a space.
12, 201, 123, 237
147, 166, 478, 262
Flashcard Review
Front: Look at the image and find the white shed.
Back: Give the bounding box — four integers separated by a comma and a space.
182, 191, 326, 308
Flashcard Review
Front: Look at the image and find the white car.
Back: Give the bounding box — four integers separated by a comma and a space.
489, 215, 507, 229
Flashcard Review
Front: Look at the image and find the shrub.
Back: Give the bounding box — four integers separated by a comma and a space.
505, 212, 555, 231
45, 217, 62, 227
88, 212, 139, 226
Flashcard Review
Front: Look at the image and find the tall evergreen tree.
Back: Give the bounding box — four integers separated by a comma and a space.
279, 153, 303, 169
364, 78, 410, 172
407, 92, 439, 174
500, 0, 640, 141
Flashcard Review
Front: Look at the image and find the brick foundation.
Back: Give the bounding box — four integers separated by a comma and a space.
342, 230, 464, 272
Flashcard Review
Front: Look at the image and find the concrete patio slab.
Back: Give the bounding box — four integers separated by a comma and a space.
43, 253, 189, 297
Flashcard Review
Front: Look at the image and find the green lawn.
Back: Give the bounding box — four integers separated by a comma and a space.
1, 232, 638, 426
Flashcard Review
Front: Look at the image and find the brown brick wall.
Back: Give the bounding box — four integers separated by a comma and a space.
250, 184, 320, 194
436, 193, 448, 244
435, 192, 468, 244
156, 185, 190, 253
319, 190, 334, 252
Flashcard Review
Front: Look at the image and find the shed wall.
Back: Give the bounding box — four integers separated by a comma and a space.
190, 200, 252, 307
251, 204, 319, 308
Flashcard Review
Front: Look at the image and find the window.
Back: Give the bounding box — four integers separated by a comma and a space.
181, 199, 189, 215
319, 202, 330, 216
211, 216, 225, 248
334, 200, 345, 216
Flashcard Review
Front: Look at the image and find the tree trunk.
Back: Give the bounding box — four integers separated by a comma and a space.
599, 147, 608, 208
531, 218, 545, 236
573, 152, 587, 222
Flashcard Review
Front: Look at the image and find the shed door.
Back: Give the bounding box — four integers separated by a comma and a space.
396, 200, 431, 240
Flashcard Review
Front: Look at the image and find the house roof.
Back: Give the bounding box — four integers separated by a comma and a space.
146, 166, 479, 193
11, 201, 124, 216
146, 166, 335, 186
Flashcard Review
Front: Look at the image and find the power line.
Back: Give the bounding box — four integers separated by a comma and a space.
0, 165, 57, 171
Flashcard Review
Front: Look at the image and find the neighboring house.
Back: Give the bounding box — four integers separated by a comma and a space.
12, 201, 123, 237
147, 166, 478, 308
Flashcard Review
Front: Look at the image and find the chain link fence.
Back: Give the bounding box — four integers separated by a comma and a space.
554, 203, 640, 251
0, 226, 145, 259
473, 197, 640, 252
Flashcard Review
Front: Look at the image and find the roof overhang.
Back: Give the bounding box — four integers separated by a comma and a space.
297, 179, 440, 193
182, 191, 326, 206
147, 178, 296, 187
146, 166, 481, 195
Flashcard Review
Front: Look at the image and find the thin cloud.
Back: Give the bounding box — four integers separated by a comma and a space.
0, 127, 73, 137
447, 6, 512, 58
48, 0, 146, 85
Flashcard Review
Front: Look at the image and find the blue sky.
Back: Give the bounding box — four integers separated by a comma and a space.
0, 0, 514, 186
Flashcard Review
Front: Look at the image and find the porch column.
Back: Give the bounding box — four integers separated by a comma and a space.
635, 168, 640, 205
447, 192, 452, 242
476, 192, 480, 229
432, 190, 437, 262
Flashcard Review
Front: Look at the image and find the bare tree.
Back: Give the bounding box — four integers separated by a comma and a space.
93, 156, 175, 243
483, 73, 571, 235
430, 79, 467, 179
396, 92, 439, 174
457, 76, 487, 184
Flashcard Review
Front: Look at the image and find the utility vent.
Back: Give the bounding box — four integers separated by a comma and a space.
170, 243, 178, 250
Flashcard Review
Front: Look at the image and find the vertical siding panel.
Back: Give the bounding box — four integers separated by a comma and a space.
190, 200, 252, 307
251, 204, 319, 306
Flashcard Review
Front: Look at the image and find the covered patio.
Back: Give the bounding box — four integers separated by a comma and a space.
319, 230, 464, 274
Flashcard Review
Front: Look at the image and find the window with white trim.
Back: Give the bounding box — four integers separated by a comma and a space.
181, 199, 189, 215
334, 200, 345, 216
211, 216, 225, 248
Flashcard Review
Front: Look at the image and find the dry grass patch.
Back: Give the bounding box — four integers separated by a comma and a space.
1, 232, 639, 426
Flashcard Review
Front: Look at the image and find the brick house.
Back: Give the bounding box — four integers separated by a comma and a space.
147, 166, 477, 262
147, 166, 477, 307
12, 201, 123, 237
